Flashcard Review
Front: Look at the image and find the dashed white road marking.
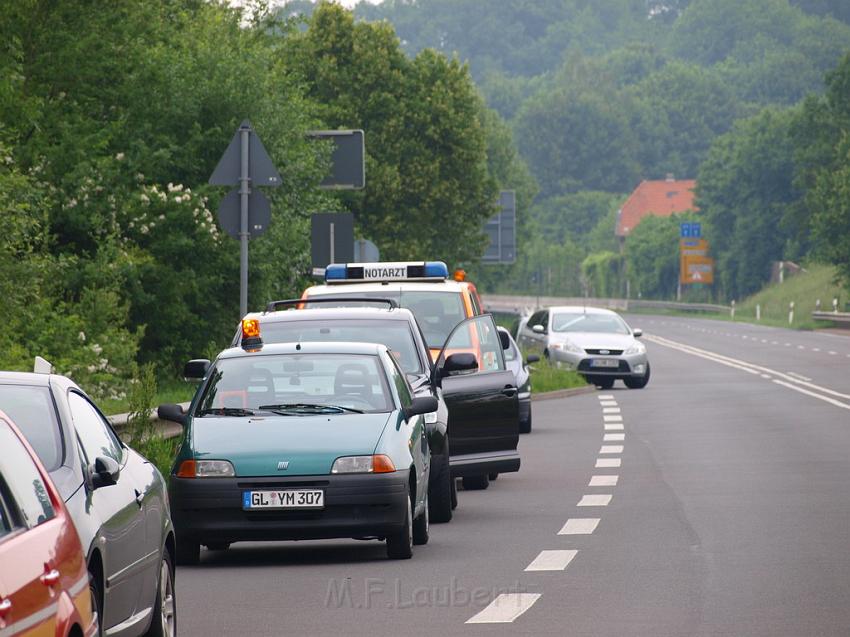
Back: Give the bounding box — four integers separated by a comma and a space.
525, 550, 578, 572
604, 423, 624, 431
595, 458, 621, 468
589, 475, 618, 487
599, 445, 624, 454
771, 341, 779, 345
600, 400, 618, 407
466, 594, 542, 624
813, 348, 821, 352
829, 351, 837, 356
784, 343, 791, 347
760, 374, 771, 379
787, 371, 812, 382
798, 345, 805, 349
603, 407, 621, 414
603, 433, 625, 441
597, 394, 615, 400
603, 415, 623, 422
578, 494, 612, 506
558, 518, 600, 535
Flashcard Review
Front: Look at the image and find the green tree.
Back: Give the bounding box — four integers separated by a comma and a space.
623, 215, 682, 299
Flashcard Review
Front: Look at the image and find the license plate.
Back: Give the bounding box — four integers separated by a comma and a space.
242, 490, 324, 510
590, 358, 619, 368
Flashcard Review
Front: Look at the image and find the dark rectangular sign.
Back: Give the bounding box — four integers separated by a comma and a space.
482, 191, 516, 264
311, 213, 354, 270
308, 130, 365, 190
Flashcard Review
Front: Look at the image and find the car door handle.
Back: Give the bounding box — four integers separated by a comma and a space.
502, 386, 517, 397
0, 598, 11, 616
40, 569, 60, 586
134, 489, 144, 508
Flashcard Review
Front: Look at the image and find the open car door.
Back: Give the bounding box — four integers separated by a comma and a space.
433, 314, 520, 478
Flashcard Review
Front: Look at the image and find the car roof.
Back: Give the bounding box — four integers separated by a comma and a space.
217, 340, 388, 360
246, 306, 417, 324
0, 371, 53, 387
305, 280, 468, 294
547, 306, 619, 316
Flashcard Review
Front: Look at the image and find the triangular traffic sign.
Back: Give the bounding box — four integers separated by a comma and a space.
209, 121, 282, 187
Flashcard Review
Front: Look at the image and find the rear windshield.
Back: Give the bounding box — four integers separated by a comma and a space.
197, 354, 392, 416
307, 291, 466, 349
0, 385, 63, 471
258, 319, 423, 374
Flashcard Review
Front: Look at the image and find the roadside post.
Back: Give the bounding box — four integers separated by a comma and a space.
789, 301, 795, 325
209, 120, 282, 317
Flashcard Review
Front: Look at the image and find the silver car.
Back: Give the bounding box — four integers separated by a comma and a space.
517, 306, 649, 389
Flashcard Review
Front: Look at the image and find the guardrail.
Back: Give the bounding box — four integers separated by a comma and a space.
811, 311, 850, 326
107, 403, 190, 440
482, 294, 731, 316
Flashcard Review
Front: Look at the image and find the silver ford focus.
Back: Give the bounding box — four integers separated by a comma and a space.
516, 306, 649, 389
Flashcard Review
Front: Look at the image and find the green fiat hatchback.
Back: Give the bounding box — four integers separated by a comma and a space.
158, 341, 436, 563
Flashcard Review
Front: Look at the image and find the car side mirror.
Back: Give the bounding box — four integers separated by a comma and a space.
499, 330, 511, 350
184, 359, 210, 381
91, 456, 121, 489
403, 395, 438, 420
440, 353, 478, 377
526, 354, 540, 364
632, 328, 643, 338
532, 324, 545, 334
157, 403, 185, 425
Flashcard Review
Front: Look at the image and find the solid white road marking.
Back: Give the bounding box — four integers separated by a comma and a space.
466, 594, 542, 624
599, 445, 624, 454
600, 400, 618, 407
598, 394, 615, 400
559, 518, 600, 535
787, 371, 812, 382
604, 433, 625, 441
772, 380, 850, 411
578, 494, 612, 506
595, 458, 621, 468
525, 550, 578, 572
603, 407, 621, 414
589, 475, 618, 486
604, 423, 624, 431
603, 415, 623, 422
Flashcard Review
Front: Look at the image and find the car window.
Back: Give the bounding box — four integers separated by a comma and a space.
439, 315, 506, 373
503, 336, 519, 362
197, 354, 393, 414
68, 392, 123, 465
0, 419, 55, 529
258, 319, 423, 374
0, 384, 63, 471
0, 489, 15, 539
385, 354, 413, 408
528, 311, 545, 331
551, 312, 630, 334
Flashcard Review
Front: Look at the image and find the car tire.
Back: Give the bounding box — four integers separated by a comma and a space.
624, 363, 651, 389
519, 408, 532, 434
89, 571, 103, 637
175, 539, 200, 566
488, 472, 499, 481
145, 550, 176, 637
428, 450, 453, 523
595, 377, 615, 390
413, 493, 429, 545
386, 490, 413, 559
462, 475, 489, 490
450, 478, 458, 510
205, 542, 230, 551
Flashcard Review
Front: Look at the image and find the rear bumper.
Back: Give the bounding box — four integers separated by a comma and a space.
169, 472, 409, 543
449, 449, 520, 478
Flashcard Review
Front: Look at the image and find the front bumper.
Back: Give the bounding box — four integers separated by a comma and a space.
169, 472, 409, 543
550, 349, 648, 377
449, 449, 520, 478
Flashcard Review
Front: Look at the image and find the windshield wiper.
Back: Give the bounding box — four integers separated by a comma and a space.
197, 407, 256, 417
258, 403, 365, 414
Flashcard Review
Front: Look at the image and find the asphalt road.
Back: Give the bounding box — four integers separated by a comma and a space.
175, 315, 850, 636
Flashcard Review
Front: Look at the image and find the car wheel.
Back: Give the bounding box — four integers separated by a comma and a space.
462, 475, 489, 490
386, 489, 413, 559
624, 362, 651, 389
488, 472, 499, 481
89, 572, 103, 637
205, 542, 230, 551
175, 539, 200, 566
519, 408, 532, 434
145, 550, 176, 637
450, 477, 458, 510
595, 377, 615, 390
428, 450, 453, 523
413, 493, 429, 545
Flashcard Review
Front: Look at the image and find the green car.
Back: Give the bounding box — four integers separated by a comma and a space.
158, 341, 436, 563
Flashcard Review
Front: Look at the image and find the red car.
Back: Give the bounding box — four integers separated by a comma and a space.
0, 411, 97, 637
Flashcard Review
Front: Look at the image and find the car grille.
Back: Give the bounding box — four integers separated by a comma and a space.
578, 359, 631, 372
584, 349, 624, 355
236, 479, 330, 489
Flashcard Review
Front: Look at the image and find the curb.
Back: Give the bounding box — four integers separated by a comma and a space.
531, 384, 596, 402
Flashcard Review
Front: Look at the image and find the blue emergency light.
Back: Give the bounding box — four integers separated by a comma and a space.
324, 261, 449, 283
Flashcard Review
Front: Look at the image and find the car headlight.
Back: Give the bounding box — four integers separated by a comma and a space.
551, 340, 583, 354
176, 459, 235, 478
332, 455, 396, 474
624, 343, 645, 355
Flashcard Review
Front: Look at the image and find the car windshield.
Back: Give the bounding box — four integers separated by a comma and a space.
306, 290, 466, 349
551, 312, 630, 335
257, 319, 422, 374
0, 384, 63, 471
196, 353, 392, 416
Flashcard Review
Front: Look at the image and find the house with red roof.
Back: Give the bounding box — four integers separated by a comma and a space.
615, 175, 697, 238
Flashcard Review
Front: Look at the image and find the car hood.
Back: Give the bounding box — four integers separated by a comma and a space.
553, 332, 637, 351
190, 413, 393, 476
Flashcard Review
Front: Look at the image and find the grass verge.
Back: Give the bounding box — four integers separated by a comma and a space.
529, 359, 588, 393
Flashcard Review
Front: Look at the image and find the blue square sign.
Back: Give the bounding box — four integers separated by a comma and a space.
680, 223, 692, 238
